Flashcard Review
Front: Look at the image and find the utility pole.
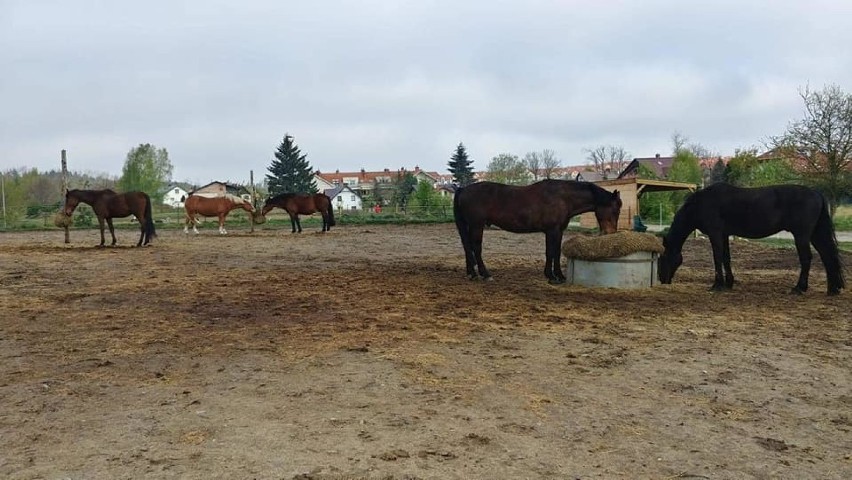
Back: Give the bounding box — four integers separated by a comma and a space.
1, 172, 6, 229
62, 150, 70, 243
249, 170, 255, 233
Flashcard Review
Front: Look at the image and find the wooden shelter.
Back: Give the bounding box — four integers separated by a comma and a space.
579, 178, 697, 231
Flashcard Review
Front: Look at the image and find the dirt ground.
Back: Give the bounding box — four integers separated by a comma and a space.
1, 223, 850, 479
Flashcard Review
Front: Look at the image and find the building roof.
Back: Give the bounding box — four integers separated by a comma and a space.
316, 166, 441, 185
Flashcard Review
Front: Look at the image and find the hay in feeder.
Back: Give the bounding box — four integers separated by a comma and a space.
54, 212, 73, 228
562, 231, 664, 260
251, 212, 267, 225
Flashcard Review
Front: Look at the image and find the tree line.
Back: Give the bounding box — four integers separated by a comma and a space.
3, 83, 850, 227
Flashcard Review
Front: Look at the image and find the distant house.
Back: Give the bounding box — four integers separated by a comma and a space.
315, 166, 442, 198
162, 185, 189, 208
435, 184, 457, 199
324, 184, 363, 211
191, 181, 252, 202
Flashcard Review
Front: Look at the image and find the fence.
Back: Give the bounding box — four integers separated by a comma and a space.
0, 203, 463, 231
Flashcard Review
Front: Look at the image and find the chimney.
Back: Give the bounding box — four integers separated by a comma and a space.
655, 153, 660, 158
414, 165, 420, 172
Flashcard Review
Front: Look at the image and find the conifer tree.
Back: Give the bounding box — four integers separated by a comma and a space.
266, 134, 317, 195
448, 142, 475, 186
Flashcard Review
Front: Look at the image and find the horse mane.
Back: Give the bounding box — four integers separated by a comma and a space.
223, 193, 247, 204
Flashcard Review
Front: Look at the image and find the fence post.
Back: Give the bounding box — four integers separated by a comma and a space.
61, 150, 70, 243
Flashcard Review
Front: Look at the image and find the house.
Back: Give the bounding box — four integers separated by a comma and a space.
191, 181, 252, 202
162, 185, 189, 208
315, 166, 442, 198
324, 184, 363, 211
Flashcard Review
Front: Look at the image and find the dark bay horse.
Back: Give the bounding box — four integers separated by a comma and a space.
184, 193, 255, 235
63, 189, 156, 247
261, 193, 335, 233
453, 180, 622, 283
658, 183, 845, 295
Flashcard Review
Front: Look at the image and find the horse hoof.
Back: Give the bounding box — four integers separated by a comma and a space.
467, 275, 478, 281
789, 287, 805, 295
483, 276, 494, 282
827, 288, 841, 296
548, 278, 564, 285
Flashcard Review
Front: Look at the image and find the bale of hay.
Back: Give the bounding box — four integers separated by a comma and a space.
251, 212, 267, 225
562, 231, 664, 260
53, 211, 73, 228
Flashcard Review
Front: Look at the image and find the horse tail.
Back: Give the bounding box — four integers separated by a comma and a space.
326, 195, 336, 227
811, 193, 845, 292
453, 186, 471, 250
144, 193, 157, 241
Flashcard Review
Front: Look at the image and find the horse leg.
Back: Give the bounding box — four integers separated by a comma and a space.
722, 236, 734, 289
543, 231, 559, 284
288, 213, 298, 233
134, 216, 145, 247
791, 234, 812, 294
295, 215, 302, 233
106, 218, 118, 246
708, 235, 727, 291
97, 217, 106, 247
219, 214, 227, 235
469, 224, 492, 281
553, 230, 566, 283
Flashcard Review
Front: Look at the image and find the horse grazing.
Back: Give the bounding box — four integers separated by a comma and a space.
261, 193, 335, 233
63, 189, 156, 247
184, 193, 255, 235
453, 180, 622, 284
658, 183, 845, 295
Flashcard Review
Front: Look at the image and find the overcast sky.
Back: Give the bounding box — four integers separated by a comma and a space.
2, 0, 850, 185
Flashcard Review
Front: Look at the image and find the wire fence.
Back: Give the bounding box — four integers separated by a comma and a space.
0, 203, 469, 231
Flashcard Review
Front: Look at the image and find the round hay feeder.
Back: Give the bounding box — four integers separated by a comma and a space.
53, 211, 73, 228
251, 212, 267, 225
562, 231, 664, 289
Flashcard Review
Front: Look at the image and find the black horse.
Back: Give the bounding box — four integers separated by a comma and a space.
658, 183, 845, 295
63, 189, 157, 247
453, 180, 622, 283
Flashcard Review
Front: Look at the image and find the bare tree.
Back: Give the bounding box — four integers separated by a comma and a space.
539, 149, 561, 179
523, 151, 542, 182
585, 145, 630, 177
772, 84, 852, 215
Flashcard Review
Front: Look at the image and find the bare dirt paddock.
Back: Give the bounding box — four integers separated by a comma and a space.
1, 224, 850, 479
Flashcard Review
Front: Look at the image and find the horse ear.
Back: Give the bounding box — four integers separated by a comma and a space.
613, 189, 620, 199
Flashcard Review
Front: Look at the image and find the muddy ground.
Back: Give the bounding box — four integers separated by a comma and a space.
1, 223, 850, 479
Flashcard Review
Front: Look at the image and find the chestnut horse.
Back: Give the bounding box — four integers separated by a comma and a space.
454, 180, 622, 284
184, 193, 255, 235
63, 189, 156, 247
261, 193, 335, 233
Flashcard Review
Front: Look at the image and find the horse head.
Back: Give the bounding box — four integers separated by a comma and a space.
239, 198, 256, 213
260, 198, 275, 216
63, 190, 82, 215
657, 235, 683, 284
594, 189, 622, 234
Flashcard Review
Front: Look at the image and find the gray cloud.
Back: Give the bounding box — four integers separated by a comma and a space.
2, 0, 851, 184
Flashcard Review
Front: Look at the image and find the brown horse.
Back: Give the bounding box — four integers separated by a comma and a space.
453, 180, 622, 283
184, 193, 255, 235
63, 189, 157, 247
261, 193, 335, 233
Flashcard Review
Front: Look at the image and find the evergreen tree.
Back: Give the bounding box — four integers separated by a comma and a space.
448, 143, 475, 186
266, 134, 317, 195
708, 158, 727, 185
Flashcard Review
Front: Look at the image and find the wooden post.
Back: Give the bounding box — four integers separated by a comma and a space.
249, 170, 255, 233
61, 150, 70, 243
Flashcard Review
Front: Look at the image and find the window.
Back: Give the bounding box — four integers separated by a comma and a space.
351, 195, 356, 201
337, 196, 342, 203
174, 188, 179, 194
